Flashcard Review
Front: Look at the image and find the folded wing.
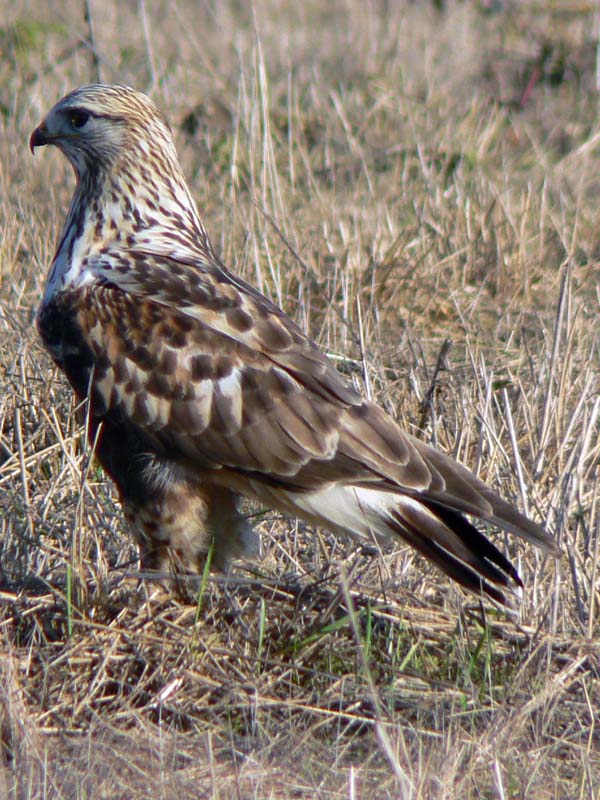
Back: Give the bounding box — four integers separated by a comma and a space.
39, 253, 558, 604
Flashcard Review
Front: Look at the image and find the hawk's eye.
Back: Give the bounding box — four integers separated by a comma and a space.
70, 110, 90, 129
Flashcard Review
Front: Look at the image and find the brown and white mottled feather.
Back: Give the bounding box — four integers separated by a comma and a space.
31, 85, 559, 603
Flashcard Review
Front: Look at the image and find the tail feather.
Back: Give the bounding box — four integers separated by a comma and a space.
421, 501, 522, 586
389, 508, 511, 605
283, 482, 548, 606
391, 499, 521, 597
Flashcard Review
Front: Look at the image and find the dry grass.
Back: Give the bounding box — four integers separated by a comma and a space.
1, 1, 599, 797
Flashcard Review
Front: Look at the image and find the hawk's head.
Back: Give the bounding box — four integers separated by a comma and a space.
30, 84, 174, 179
30, 83, 209, 270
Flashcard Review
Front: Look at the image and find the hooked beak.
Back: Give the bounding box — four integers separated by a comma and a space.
29, 122, 50, 154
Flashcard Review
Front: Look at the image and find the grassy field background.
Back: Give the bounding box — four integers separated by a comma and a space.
1, 1, 599, 797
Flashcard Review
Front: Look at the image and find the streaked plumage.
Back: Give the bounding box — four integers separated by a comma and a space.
31, 85, 559, 604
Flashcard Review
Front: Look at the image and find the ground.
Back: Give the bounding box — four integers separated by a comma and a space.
0, 1, 598, 798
